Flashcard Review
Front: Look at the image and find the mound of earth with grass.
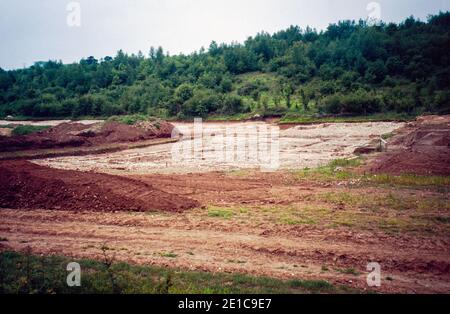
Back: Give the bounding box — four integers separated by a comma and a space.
0, 118, 175, 152
0, 160, 198, 212
368, 115, 450, 175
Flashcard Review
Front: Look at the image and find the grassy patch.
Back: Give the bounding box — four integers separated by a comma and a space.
206, 113, 253, 121
159, 252, 178, 258
297, 158, 362, 182
279, 216, 316, 226
308, 191, 448, 212
297, 158, 450, 188
226, 259, 247, 264
0, 251, 354, 294
108, 114, 156, 125
365, 173, 450, 187
381, 132, 395, 140
11, 125, 51, 136
207, 207, 235, 219
288, 279, 333, 291
305, 190, 449, 233
201, 191, 448, 234
336, 267, 361, 276
203, 204, 323, 227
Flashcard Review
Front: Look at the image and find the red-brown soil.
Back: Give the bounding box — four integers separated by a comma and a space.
1, 170, 449, 293
0, 120, 174, 152
0, 117, 449, 293
0, 160, 198, 212
368, 115, 450, 175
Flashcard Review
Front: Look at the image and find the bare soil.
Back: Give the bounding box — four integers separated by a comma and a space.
0, 120, 174, 152
368, 115, 450, 175
1, 170, 449, 293
0, 118, 449, 294
0, 160, 198, 212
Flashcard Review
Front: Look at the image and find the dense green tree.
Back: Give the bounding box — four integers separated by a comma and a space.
0, 12, 449, 118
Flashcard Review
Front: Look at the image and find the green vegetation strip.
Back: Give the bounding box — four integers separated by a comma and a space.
108, 114, 158, 125
0, 251, 357, 294
1, 13, 449, 121
279, 113, 414, 124
1, 125, 52, 136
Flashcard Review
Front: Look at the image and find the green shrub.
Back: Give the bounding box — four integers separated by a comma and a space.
108, 114, 155, 125
12, 125, 51, 136
320, 90, 382, 115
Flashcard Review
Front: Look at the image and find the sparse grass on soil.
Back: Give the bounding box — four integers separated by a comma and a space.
207, 206, 236, 219
365, 173, 450, 187
159, 252, 178, 258
336, 267, 361, 276
0, 251, 354, 294
195, 180, 449, 234
297, 158, 362, 182
297, 158, 450, 188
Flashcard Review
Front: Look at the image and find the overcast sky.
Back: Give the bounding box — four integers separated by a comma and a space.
1, 0, 449, 70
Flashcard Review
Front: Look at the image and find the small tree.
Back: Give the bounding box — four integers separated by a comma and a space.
300, 88, 309, 112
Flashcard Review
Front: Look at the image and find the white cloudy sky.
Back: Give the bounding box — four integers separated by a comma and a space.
0, 0, 449, 69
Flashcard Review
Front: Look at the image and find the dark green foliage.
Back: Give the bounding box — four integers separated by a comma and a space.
320, 90, 382, 115
0, 13, 449, 119
11, 125, 51, 136
107, 114, 155, 125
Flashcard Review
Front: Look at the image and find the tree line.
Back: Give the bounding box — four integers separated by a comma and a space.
0, 12, 449, 119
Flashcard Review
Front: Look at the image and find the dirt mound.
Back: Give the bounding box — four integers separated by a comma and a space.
0, 120, 175, 152
0, 160, 198, 212
368, 115, 450, 175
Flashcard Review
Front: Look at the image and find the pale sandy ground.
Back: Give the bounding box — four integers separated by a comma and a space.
33, 121, 404, 174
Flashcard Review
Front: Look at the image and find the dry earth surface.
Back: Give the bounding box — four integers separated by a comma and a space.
33, 121, 403, 173
1, 118, 449, 294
